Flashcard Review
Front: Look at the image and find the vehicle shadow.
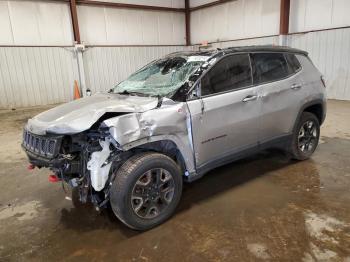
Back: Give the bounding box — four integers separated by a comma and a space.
58, 149, 300, 236
178, 149, 297, 212
59, 194, 138, 237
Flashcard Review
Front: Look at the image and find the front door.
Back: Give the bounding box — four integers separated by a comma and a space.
187, 54, 260, 170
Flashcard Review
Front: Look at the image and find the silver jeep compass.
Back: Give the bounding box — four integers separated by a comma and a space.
22, 46, 326, 230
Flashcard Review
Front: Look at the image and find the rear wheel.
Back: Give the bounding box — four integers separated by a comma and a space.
290, 112, 320, 160
110, 152, 183, 230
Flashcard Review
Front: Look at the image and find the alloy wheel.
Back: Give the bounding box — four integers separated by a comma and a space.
298, 120, 318, 153
131, 168, 175, 219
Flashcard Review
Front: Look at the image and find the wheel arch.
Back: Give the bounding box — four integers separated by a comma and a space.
303, 103, 324, 125
132, 140, 187, 173
120, 135, 196, 176
293, 99, 325, 132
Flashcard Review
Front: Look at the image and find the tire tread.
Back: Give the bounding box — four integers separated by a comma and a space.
290, 112, 320, 160
110, 152, 182, 230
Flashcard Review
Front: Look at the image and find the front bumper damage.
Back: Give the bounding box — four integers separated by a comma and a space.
22, 96, 196, 208
87, 138, 112, 191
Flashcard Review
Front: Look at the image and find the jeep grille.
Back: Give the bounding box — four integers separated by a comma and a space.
22, 129, 62, 158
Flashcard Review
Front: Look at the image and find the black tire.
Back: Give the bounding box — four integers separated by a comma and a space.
290, 112, 320, 160
110, 152, 183, 230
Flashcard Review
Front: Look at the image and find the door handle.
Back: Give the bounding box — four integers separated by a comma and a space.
242, 95, 257, 102
291, 83, 302, 90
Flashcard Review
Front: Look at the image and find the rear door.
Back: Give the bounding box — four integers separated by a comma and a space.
251, 52, 304, 143
187, 53, 260, 168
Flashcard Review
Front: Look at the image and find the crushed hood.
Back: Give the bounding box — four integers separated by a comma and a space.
26, 93, 159, 135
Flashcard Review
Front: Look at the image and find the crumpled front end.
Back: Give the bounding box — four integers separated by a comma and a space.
102, 99, 196, 174
22, 96, 195, 209
25, 93, 159, 135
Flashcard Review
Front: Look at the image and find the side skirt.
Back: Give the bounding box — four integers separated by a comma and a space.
185, 134, 293, 183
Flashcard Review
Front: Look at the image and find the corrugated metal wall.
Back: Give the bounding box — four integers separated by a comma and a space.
190, 0, 214, 7
0, 45, 195, 108
0, 1, 73, 46
1, 31, 350, 108
95, 0, 184, 8
190, 0, 281, 45
0, 0, 186, 46
78, 6, 186, 45
0, 0, 191, 108
289, 0, 350, 33
207, 36, 280, 49
0, 47, 79, 108
83, 45, 196, 93
1, 0, 350, 108
287, 28, 350, 100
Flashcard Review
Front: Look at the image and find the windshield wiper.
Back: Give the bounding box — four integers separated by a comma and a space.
116, 90, 150, 97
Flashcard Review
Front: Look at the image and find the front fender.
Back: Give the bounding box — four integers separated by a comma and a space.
102, 102, 196, 173
121, 135, 195, 174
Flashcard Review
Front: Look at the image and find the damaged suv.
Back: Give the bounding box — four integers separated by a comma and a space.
22, 46, 326, 230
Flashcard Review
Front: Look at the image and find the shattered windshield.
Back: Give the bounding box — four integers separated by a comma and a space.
112, 56, 208, 97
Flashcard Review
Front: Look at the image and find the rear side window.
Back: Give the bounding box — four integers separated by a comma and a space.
251, 53, 289, 84
201, 54, 252, 96
285, 53, 301, 73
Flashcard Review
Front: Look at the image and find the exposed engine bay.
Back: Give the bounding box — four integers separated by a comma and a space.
22, 96, 195, 208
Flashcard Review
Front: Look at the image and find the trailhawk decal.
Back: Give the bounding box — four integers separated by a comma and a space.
201, 134, 227, 144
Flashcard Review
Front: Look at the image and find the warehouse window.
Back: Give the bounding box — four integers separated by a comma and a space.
251, 53, 289, 84
201, 54, 252, 96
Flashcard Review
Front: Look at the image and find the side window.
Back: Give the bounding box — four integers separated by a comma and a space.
251, 53, 289, 84
201, 54, 252, 96
285, 53, 301, 73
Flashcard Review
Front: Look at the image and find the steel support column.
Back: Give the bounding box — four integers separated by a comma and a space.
69, 0, 81, 44
69, 0, 86, 97
279, 0, 290, 46
185, 0, 191, 46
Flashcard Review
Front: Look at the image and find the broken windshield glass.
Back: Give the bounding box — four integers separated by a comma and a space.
112, 56, 208, 97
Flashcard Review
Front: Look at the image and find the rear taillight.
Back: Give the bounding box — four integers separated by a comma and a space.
321, 76, 326, 88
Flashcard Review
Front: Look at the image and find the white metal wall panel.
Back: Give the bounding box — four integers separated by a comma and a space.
0, 47, 79, 108
34, 2, 73, 46
83, 46, 196, 94
77, 5, 186, 45
7, 1, 41, 45
0, 45, 197, 108
208, 35, 279, 49
190, 0, 280, 44
0, 1, 73, 46
0, 2, 14, 45
332, 0, 350, 28
190, 0, 215, 8
287, 28, 350, 100
100, 0, 185, 8
289, 0, 350, 33
2, 32, 350, 108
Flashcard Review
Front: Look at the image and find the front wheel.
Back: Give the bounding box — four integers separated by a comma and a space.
110, 152, 183, 230
290, 112, 320, 160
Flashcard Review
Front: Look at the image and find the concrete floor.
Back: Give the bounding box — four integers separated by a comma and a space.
0, 100, 350, 261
